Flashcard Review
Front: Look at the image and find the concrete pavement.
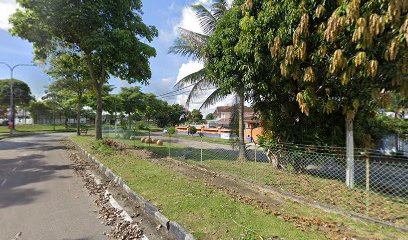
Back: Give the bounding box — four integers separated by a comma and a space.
0, 133, 109, 240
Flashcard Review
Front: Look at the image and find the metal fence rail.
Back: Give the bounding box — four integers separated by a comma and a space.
102, 127, 408, 227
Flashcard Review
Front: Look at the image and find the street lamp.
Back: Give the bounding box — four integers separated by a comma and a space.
0, 61, 42, 134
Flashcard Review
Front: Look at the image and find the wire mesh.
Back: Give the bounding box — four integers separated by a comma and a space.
101, 126, 408, 227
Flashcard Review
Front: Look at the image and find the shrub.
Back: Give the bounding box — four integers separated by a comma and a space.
138, 122, 149, 130
92, 140, 113, 155
188, 126, 197, 135
168, 127, 176, 134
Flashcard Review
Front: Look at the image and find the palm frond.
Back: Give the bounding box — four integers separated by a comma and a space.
200, 88, 228, 110
168, 28, 208, 60
185, 78, 216, 108
175, 68, 207, 89
191, 4, 217, 36
212, 0, 229, 20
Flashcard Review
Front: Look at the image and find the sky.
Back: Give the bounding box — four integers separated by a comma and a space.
0, 0, 234, 115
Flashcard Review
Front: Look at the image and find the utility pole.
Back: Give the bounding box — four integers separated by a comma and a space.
0, 62, 41, 134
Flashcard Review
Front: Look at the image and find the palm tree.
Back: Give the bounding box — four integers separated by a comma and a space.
169, 0, 247, 161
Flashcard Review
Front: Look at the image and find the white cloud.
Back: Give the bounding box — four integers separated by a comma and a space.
174, 5, 203, 35
168, 0, 237, 115
172, 60, 236, 115
176, 60, 203, 82
119, 79, 131, 89
226, 0, 233, 7
0, 0, 18, 31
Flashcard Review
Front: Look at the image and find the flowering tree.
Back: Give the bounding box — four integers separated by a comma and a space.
236, 0, 407, 186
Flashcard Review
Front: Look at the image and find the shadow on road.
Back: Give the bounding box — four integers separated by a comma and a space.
0, 138, 65, 151
0, 153, 72, 209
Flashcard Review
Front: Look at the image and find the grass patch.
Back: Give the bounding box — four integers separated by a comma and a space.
72, 136, 407, 239
72, 135, 325, 240
0, 124, 78, 133
111, 136, 408, 229
172, 133, 236, 145
195, 160, 408, 226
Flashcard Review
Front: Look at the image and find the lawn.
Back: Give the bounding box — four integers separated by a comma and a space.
172, 133, 236, 145
102, 123, 163, 133
71, 135, 407, 239
71, 135, 325, 240
0, 124, 77, 133
113, 136, 408, 228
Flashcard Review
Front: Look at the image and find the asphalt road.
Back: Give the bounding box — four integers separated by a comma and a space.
0, 133, 109, 240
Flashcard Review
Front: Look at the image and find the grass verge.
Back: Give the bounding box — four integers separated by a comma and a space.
71, 135, 407, 240
0, 124, 78, 133
71, 135, 325, 240
114, 136, 408, 228
172, 133, 236, 145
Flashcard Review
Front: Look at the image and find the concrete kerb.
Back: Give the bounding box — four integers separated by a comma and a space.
170, 222, 194, 240
71, 140, 195, 240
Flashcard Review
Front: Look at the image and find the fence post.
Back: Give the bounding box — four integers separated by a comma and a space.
168, 133, 171, 158
200, 136, 203, 165
365, 151, 370, 216
254, 143, 257, 181
346, 118, 355, 188
148, 129, 151, 148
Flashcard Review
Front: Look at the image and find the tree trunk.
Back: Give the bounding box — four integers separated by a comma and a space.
76, 93, 82, 136
114, 110, 117, 135
64, 116, 68, 129
95, 83, 103, 139
238, 93, 246, 162
395, 134, 400, 152
85, 53, 105, 140
266, 148, 281, 169
346, 116, 355, 188
52, 106, 55, 131
128, 112, 132, 130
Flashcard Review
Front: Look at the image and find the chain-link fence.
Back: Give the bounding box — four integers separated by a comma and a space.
102, 127, 408, 227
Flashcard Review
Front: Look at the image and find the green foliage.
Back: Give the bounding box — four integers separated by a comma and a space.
103, 86, 184, 129
188, 126, 198, 135
376, 115, 408, 134
28, 101, 51, 124
46, 51, 90, 131
206, 2, 245, 97
382, 93, 408, 114
205, 113, 215, 120
0, 79, 34, 107
138, 122, 149, 130
47, 52, 90, 97
10, 0, 158, 139
92, 140, 113, 155
104, 94, 122, 115
168, 126, 176, 135
120, 87, 145, 116
154, 103, 185, 128
211, 0, 408, 146
10, 0, 158, 83
191, 109, 203, 123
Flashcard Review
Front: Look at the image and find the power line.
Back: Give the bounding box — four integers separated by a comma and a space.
159, 90, 192, 99
156, 84, 195, 97
159, 87, 217, 99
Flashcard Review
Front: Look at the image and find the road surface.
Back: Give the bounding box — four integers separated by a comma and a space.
0, 133, 109, 240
